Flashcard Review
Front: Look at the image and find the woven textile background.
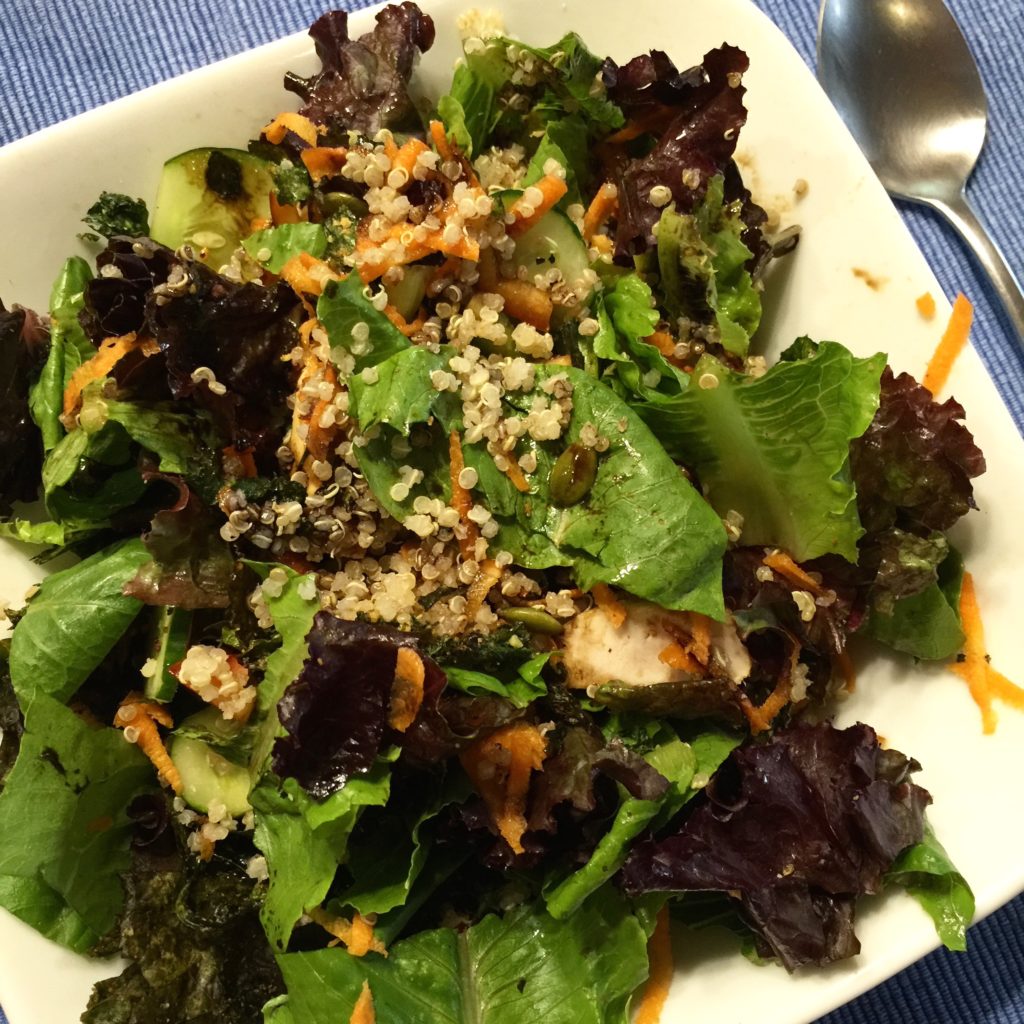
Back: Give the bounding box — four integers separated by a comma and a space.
0, 0, 1021, 1022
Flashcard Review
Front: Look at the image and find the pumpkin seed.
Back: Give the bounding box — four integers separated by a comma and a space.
499, 606, 564, 635
549, 443, 597, 507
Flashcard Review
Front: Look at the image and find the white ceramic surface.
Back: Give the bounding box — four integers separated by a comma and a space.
1, 1, 1023, 1022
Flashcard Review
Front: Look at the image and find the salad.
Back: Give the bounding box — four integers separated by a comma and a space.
0, 4, 989, 1022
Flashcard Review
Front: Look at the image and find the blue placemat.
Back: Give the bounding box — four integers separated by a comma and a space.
0, 2, 1022, 1024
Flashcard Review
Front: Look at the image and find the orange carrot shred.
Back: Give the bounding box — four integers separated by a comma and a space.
460, 722, 547, 854
279, 252, 342, 298
507, 174, 569, 237
658, 641, 700, 674
762, 550, 824, 596
222, 446, 257, 480
685, 612, 711, 666
922, 293, 973, 395
448, 430, 480, 560
430, 119, 454, 163
300, 146, 349, 183
592, 583, 627, 629
307, 907, 387, 957
389, 647, 425, 732
635, 906, 673, 1024
391, 138, 429, 180
916, 291, 936, 320
502, 457, 531, 494
349, 981, 376, 1024
950, 572, 1024, 733
114, 695, 182, 794
583, 182, 619, 242
646, 331, 676, 358
261, 111, 320, 147
464, 558, 504, 624
63, 333, 148, 418
270, 191, 304, 226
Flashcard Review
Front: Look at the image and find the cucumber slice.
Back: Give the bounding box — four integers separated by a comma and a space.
385, 264, 432, 321
150, 148, 274, 269
510, 209, 592, 299
144, 607, 191, 702
171, 727, 252, 817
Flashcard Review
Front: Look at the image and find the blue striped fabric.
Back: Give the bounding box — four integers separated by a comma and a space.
0, 2, 1021, 1024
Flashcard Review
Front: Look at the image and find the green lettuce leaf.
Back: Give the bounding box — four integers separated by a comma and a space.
0, 693, 152, 951
243, 563, 320, 775
887, 821, 974, 951
273, 891, 648, 1024
319, 274, 410, 374
349, 346, 449, 434
545, 723, 739, 919
437, 53, 504, 157
647, 342, 885, 562
442, 653, 549, 709
866, 547, 965, 660
523, 117, 589, 207
656, 175, 761, 357
29, 257, 95, 452
9, 538, 149, 703
243, 223, 327, 273
488, 366, 726, 617
252, 764, 392, 951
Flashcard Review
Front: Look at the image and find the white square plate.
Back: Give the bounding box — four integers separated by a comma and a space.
1, 1, 1023, 1021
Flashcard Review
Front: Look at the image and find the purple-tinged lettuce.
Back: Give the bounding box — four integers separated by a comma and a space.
620, 722, 929, 969
284, 4, 436, 137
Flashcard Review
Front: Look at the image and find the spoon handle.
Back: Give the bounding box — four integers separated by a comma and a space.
925, 191, 1024, 350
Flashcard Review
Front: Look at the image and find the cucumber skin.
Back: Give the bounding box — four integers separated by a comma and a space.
170, 734, 252, 817
144, 607, 191, 703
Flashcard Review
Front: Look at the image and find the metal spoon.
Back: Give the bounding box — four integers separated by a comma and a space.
817, 0, 1024, 347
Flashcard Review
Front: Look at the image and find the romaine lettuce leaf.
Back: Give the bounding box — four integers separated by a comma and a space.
242, 223, 327, 273
887, 821, 975, 951
29, 256, 95, 452
656, 176, 761, 357
252, 766, 392, 951
0, 693, 153, 951
9, 538, 149, 703
644, 342, 885, 562
273, 891, 648, 1024
319, 273, 410, 374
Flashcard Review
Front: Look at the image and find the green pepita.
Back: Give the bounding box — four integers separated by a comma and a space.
499, 606, 564, 635
549, 443, 598, 507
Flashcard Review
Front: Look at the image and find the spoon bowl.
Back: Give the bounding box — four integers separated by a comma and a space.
817, 0, 1024, 348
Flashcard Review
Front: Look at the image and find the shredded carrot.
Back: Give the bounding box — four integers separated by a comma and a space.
916, 291, 936, 320
270, 191, 305, 226
502, 456, 531, 494
261, 111, 321, 147
950, 572, 1024, 733
383, 304, 426, 337
646, 331, 676, 358
475, 249, 498, 291
114, 695, 182, 794
762, 550, 824, 596
349, 981, 376, 1024
590, 233, 613, 256
583, 182, 619, 242
592, 582, 627, 629
307, 907, 387, 957
738, 643, 799, 734
448, 430, 480, 560
300, 146, 349, 183
464, 558, 504, 624
391, 138, 429, 181
279, 252, 342, 298
635, 906, 673, 1024
605, 109, 669, 146
507, 174, 569, 237
382, 132, 400, 165
389, 646, 425, 732
63, 333, 152, 418
658, 641, 700, 674
460, 721, 547, 854
222, 446, 257, 480
429, 119, 454, 163
356, 205, 480, 281
834, 648, 857, 693
685, 612, 711, 666
922, 293, 973, 395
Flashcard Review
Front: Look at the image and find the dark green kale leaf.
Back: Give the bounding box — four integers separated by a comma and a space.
83, 814, 283, 1024
80, 191, 150, 241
